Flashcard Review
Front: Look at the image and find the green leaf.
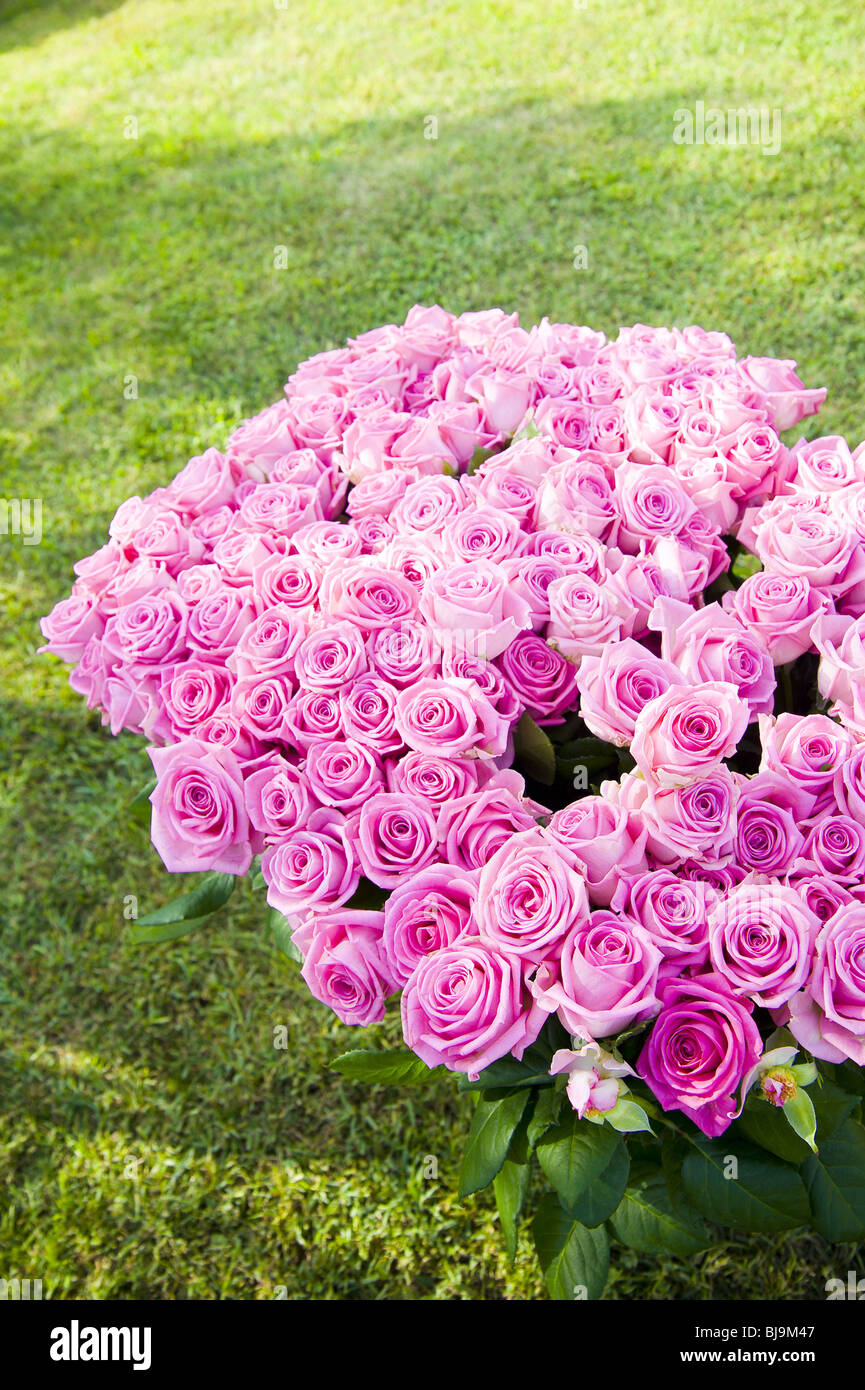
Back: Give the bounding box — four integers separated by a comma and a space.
532, 1195, 610, 1301
536, 1112, 619, 1210
130, 871, 235, 944
268, 906, 303, 965
513, 711, 556, 786
682, 1136, 810, 1233
569, 1139, 629, 1227
802, 1119, 865, 1241
330, 1050, 433, 1085
731, 548, 762, 582
459, 1090, 530, 1197
493, 1121, 532, 1265
604, 1097, 653, 1134
128, 777, 157, 826
554, 735, 619, 775
458, 1055, 554, 1093
811, 1076, 861, 1139
734, 1095, 814, 1165
611, 1170, 710, 1257
527, 1086, 563, 1150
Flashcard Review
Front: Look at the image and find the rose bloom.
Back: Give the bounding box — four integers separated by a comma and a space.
320, 560, 419, 630
707, 881, 820, 1008
781, 904, 865, 1065
303, 738, 385, 812
632, 681, 749, 788
244, 758, 315, 839
386, 750, 481, 811
473, 830, 590, 962
789, 874, 856, 927
758, 711, 855, 804
340, 675, 404, 755
614, 767, 739, 866
148, 738, 251, 875
261, 809, 359, 915
401, 937, 545, 1077
575, 638, 683, 747
354, 792, 439, 888
650, 596, 775, 719
294, 622, 369, 693
733, 770, 811, 875
812, 612, 865, 729
419, 559, 533, 661
723, 571, 830, 667
546, 570, 634, 661
637, 973, 762, 1136
366, 621, 437, 687
612, 869, 712, 973
283, 689, 342, 749
495, 632, 581, 723
394, 676, 509, 757
801, 816, 865, 883
381, 864, 478, 987
530, 909, 662, 1039
437, 773, 545, 870
544, 798, 648, 907
293, 909, 392, 1028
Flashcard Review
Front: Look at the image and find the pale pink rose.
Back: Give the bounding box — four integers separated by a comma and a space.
576, 638, 683, 746
649, 596, 775, 719
632, 682, 749, 788
38, 595, 105, 663
736, 355, 826, 432
148, 738, 251, 875
419, 560, 533, 661
544, 797, 648, 907
758, 711, 855, 802
472, 830, 590, 960
546, 570, 634, 660
723, 571, 830, 666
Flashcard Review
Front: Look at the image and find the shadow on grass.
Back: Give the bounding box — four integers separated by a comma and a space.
0, 0, 125, 54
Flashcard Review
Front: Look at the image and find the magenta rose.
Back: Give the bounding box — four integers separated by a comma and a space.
734, 771, 810, 875
495, 632, 580, 723
612, 869, 712, 973
637, 973, 762, 1136
148, 738, 251, 875
401, 937, 544, 1077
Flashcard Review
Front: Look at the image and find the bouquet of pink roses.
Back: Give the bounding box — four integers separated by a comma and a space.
41, 305, 865, 1298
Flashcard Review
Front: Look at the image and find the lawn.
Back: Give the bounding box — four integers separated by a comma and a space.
1, 0, 864, 1299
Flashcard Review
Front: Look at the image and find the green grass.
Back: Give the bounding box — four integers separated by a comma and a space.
2, 0, 865, 1299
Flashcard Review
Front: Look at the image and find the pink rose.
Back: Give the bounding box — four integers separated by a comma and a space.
544, 798, 648, 907
304, 738, 385, 811
530, 910, 662, 1039
612, 870, 712, 973
294, 909, 392, 1027
148, 738, 251, 875
708, 881, 819, 1008
394, 677, 509, 757
473, 830, 590, 961
781, 904, 865, 1065
381, 864, 477, 987
632, 681, 749, 788
354, 792, 439, 888
575, 638, 683, 747
650, 596, 775, 720
401, 937, 545, 1077
723, 572, 830, 666
261, 809, 358, 914
637, 973, 762, 1137
437, 773, 544, 869
420, 560, 533, 661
